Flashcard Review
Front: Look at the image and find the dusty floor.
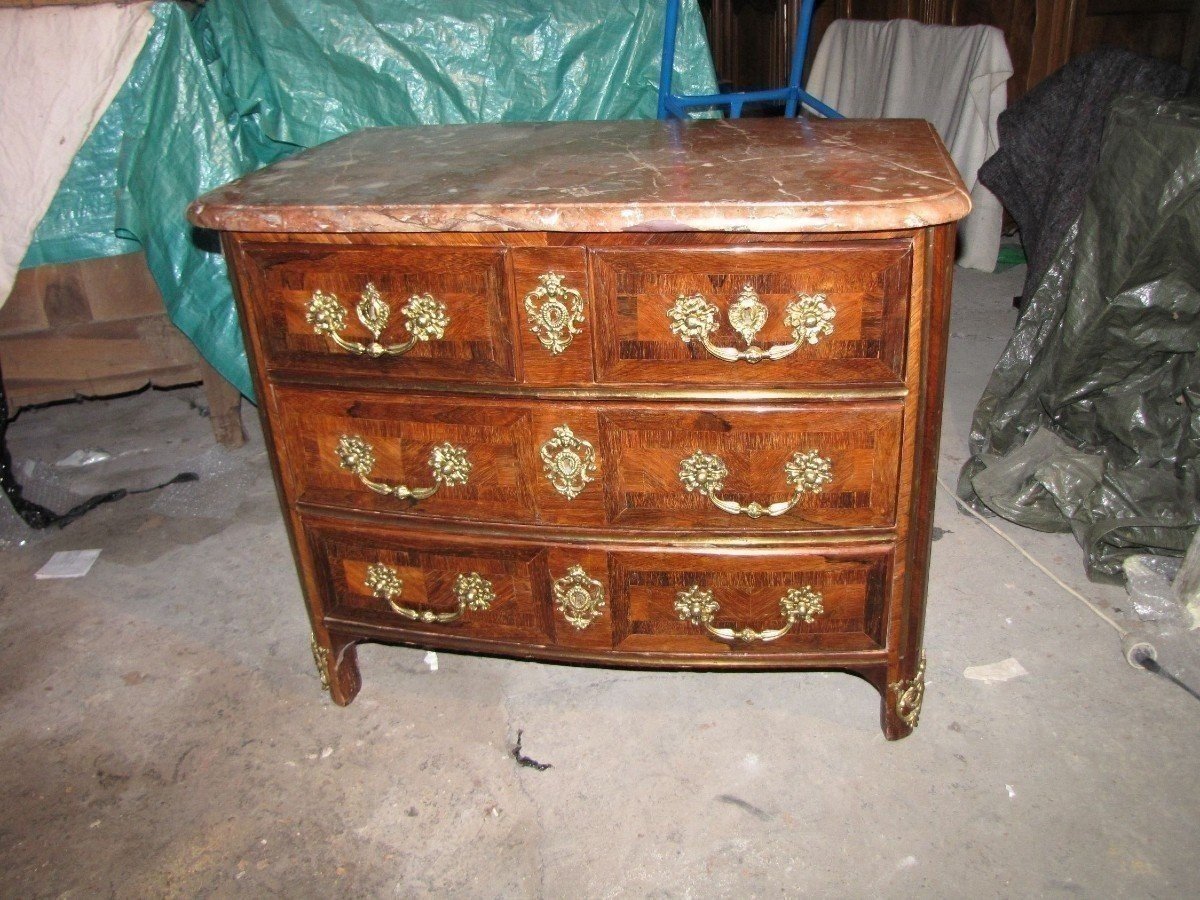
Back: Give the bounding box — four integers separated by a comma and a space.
1, 264, 1198, 898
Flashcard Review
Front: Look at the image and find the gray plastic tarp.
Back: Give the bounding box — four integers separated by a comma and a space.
960, 94, 1200, 580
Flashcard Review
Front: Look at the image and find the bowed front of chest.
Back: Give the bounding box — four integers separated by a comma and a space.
191, 118, 969, 739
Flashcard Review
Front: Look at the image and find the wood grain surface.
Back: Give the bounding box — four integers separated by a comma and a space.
212, 119, 967, 738
270, 385, 903, 533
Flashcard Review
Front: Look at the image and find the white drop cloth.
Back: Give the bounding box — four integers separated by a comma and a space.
0, 2, 154, 307
807, 19, 1012, 271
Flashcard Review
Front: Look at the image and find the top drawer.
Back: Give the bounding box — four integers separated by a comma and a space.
591, 242, 912, 388
237, 241, 516, 383
233, 237, 912, 391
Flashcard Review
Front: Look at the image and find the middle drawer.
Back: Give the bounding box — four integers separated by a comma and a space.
273, 386, 903, 533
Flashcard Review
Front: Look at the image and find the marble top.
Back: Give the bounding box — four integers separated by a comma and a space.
189, 118, 971, 234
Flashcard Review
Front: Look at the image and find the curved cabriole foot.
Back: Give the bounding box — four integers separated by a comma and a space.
874, 653, 926, 741
310, 632, 362, 706
881, 696, 914, 741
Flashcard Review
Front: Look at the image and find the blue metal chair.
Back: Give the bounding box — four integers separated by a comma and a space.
657, 0, 841, 120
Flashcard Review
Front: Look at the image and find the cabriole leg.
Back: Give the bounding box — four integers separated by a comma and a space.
880, 652, 926, 741
310, 631, 362, 706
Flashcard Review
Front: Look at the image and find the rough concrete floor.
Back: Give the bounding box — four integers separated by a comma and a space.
1, 264, 1198, 898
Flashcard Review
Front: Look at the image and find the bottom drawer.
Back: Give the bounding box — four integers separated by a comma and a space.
303, 517, 893, 661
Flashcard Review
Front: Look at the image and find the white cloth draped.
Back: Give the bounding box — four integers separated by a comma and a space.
0, 2, 154, 306
807, 19, 1012, 271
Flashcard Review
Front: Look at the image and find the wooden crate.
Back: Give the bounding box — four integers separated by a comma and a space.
0, 252, 244, 446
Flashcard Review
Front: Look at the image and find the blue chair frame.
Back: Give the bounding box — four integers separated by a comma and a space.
657, 0, 841, 120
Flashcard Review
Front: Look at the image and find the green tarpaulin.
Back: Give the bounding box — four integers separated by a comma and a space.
22, 0, 717, 398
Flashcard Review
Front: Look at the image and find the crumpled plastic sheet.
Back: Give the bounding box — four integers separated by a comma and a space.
149, 443, 261, 520
0, 460, 87, 548
20, 0, 718, 400
1123, 554, 1186, 623
960, 94, 1200, 582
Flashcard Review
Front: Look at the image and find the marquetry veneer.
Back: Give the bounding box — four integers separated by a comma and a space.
191, 117, 970, 739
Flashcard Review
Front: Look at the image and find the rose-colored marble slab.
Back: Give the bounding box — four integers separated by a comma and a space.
189, 118, 971, 234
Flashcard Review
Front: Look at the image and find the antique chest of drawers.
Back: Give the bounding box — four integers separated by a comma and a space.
190, 118, 969, 739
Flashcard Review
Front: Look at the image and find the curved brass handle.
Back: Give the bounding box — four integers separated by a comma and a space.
335, 435, 470, 501
365, 563, 495, 624
667, 284, 835, 363
674, 584, 824, 643
306, 282, 448, 358
678, 449, 833, 519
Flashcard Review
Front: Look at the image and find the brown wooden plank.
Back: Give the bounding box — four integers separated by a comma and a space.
0, 253, 165, 336
0, 314, 201, 405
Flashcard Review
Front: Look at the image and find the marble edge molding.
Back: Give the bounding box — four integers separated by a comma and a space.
187, 118, 973, 233
187, 193, 973, 234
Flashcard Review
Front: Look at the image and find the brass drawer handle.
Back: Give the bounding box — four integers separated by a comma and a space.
306, 282, 448, 357
674, 584, 824, 643
366, 563, 495, 624
678, 449, 832, 519
335, 435, 470, 501
524, 272, 585, 355
667, 284, 835, 363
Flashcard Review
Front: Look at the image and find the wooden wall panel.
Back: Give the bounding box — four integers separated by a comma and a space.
702, 0, 1198, 106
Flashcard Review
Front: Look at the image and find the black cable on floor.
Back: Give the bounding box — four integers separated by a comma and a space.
1, 362, 198, 530
941, 476, 1200, 708
1130, 649, 1200, 704
3, 379, 200, 426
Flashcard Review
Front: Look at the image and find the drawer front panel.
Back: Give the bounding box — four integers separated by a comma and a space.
609, 544, 891, 654
274, 387, 902, 533
598, 404, 901, 531
591, 242, 911, 387
305, 518, 890, 657
240, 242, 516, 382
275, 387, 539, 524
511, 247, 593, 385
307, 520, 558, 645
